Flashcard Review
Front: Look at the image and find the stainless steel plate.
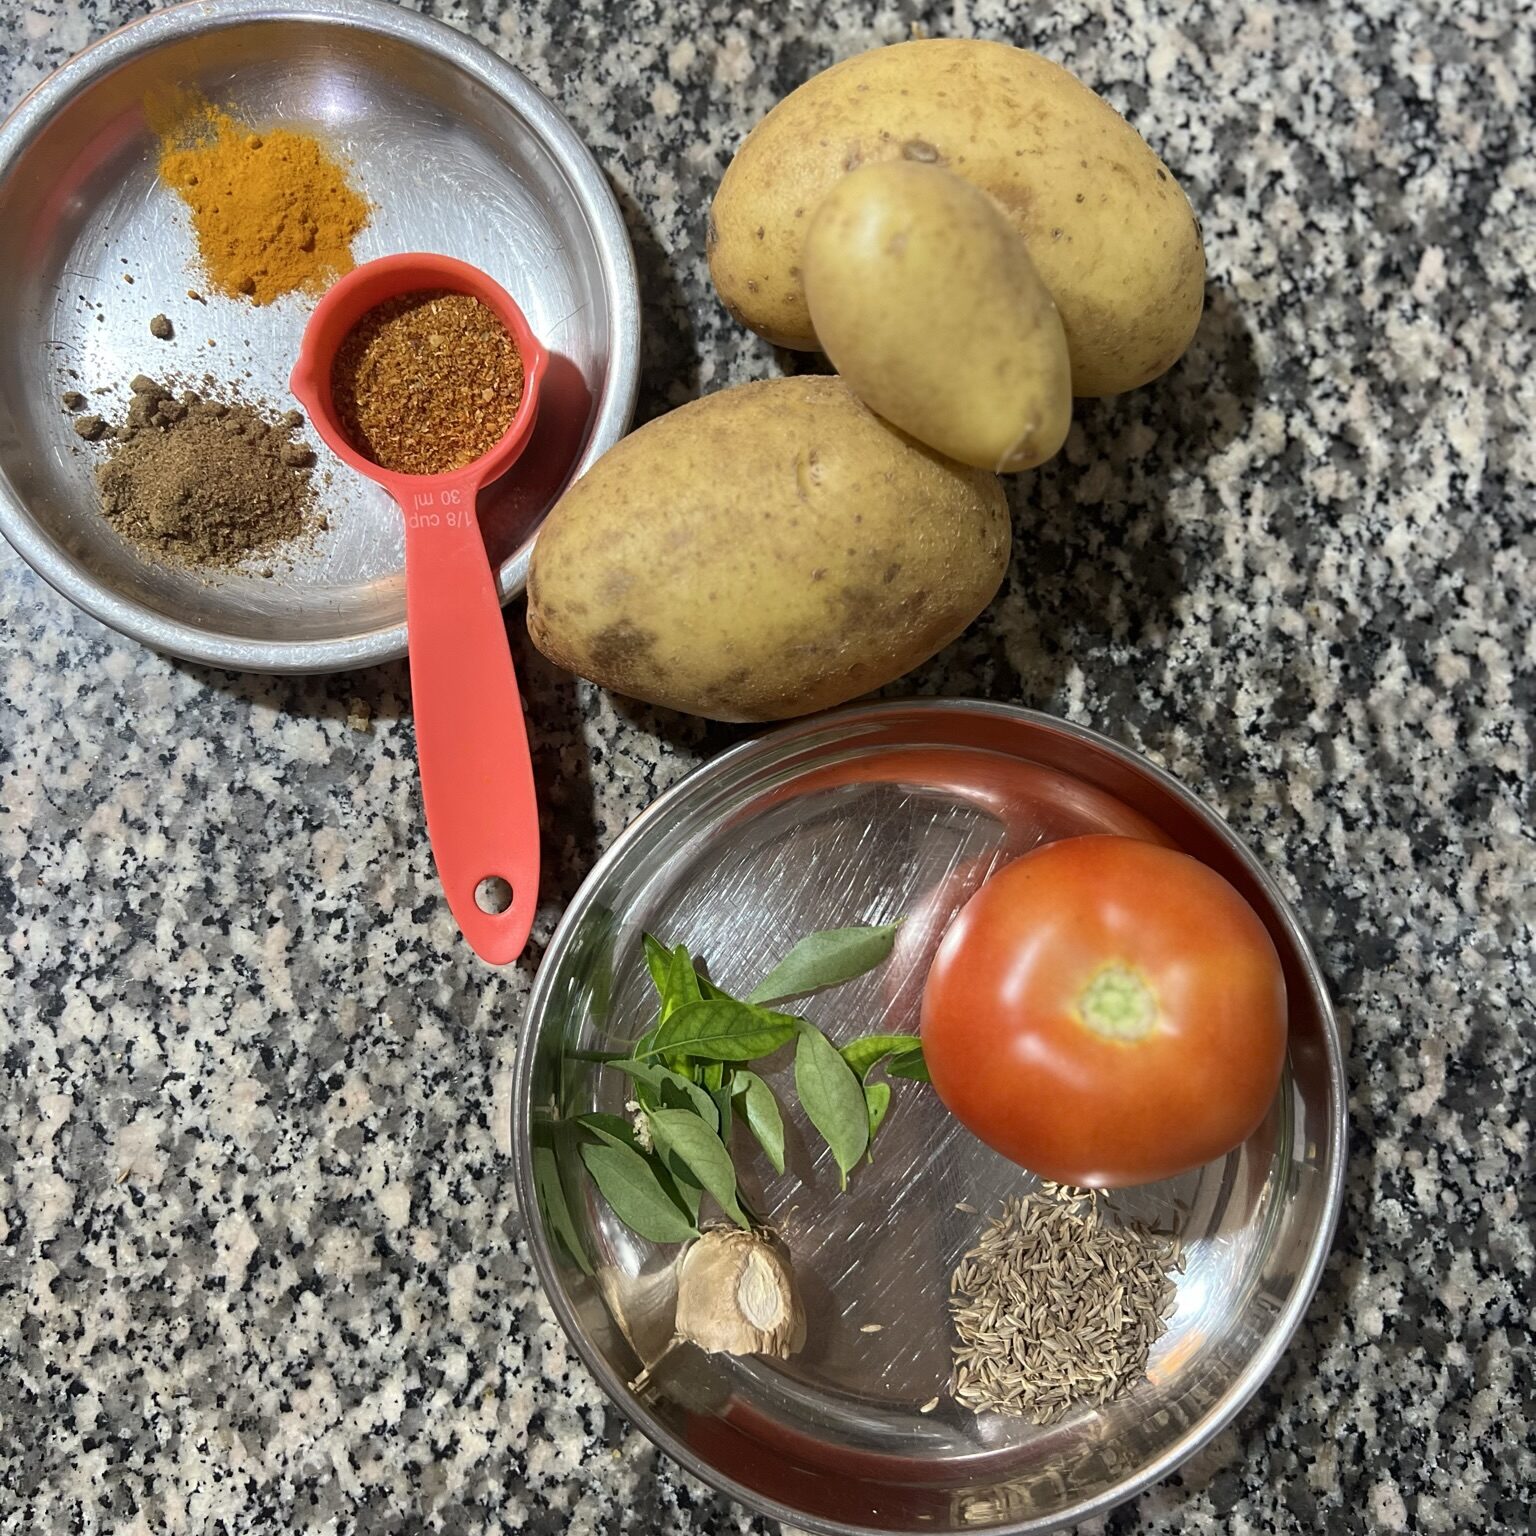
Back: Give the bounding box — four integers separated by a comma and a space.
513, 701, 1347, 1535
0, 0, 638, 671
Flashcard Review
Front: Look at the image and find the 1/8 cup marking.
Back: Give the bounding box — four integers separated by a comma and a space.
407, 487, 471, 528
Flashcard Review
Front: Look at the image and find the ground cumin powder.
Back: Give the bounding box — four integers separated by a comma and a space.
153, 93, 370, 305
94, 376, 317, 569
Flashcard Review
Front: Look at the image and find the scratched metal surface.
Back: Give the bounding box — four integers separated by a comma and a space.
518, 704, 1343, 1533
0, 2, 634, 668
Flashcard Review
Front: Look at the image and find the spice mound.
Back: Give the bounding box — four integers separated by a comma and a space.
330, 290, 525, 476
948, 1186, 1181, 1423
94, 376, 317, 570
153, 93, 370, 305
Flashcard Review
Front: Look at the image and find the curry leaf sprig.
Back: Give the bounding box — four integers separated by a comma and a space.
547, 923, 929, 1251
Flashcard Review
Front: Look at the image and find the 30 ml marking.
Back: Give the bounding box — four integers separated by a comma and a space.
407, 488, 471, 528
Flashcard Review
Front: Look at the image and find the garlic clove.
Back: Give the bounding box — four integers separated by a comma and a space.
674, 1226, 806, 1359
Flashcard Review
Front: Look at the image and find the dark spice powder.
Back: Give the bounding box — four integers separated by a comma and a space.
94, 375, 316, 569
330, 289, 524, 476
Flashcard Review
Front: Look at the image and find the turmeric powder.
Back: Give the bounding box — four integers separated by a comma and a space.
153, 94, 371, 306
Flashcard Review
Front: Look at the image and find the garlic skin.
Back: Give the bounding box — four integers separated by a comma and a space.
597, 1260, 681, 1365
674, 1228, 807, 1359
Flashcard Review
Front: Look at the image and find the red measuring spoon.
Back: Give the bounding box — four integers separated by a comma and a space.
290, 253, 547, 965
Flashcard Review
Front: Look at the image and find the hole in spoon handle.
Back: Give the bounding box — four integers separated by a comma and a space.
475, 876, 515, 915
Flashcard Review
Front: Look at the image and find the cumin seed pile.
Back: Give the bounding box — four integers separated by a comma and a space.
948, 1185, 1183, 1422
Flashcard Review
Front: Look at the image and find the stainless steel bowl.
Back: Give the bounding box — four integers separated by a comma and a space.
512, 700, 1347, 1535
0, 0, 638, 671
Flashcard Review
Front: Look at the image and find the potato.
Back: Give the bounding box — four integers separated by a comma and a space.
526, 377, 1009, 722
803, 162, 1072, 471
708, 38, 1204, 398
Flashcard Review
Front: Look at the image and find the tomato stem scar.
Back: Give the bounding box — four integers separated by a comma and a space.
1076, 964, 1158, 1041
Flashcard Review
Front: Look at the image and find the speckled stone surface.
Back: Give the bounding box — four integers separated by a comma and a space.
2, 1, 1532, 1532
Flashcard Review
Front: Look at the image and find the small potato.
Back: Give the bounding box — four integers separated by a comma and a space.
709, 39, 1205, 397
527, 377, 1009, 722
804, 162, 1072, 472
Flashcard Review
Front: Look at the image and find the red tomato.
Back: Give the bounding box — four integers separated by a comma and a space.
920, 834, 1288, 1187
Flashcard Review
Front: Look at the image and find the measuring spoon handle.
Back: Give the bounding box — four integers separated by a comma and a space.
399, 471, 540, 963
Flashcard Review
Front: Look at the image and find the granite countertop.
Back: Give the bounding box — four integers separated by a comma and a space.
2, 1, 1531, 1532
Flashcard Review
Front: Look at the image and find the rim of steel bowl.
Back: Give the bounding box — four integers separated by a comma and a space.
512, 698, 1348, 1536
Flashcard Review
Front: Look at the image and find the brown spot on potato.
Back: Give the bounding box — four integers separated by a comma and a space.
1156, 168, 1168, 181
988, 182, 1033, 218
902, 138, 942, 163
882, 562, 902, 584
1075, 192, 1086, 203
589, 620, 659, 678
755, 224, 765, 240
746, 279, 759, 293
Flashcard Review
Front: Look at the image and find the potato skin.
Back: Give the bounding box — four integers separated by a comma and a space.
803, 162, 1072, 471
526, 377, 1010, 722
708, 38, 1205, 397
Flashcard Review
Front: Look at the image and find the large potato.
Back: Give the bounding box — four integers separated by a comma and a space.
708, 39, 1204, 398
526, 377, 1009, 722
803, 162, 1072, 471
